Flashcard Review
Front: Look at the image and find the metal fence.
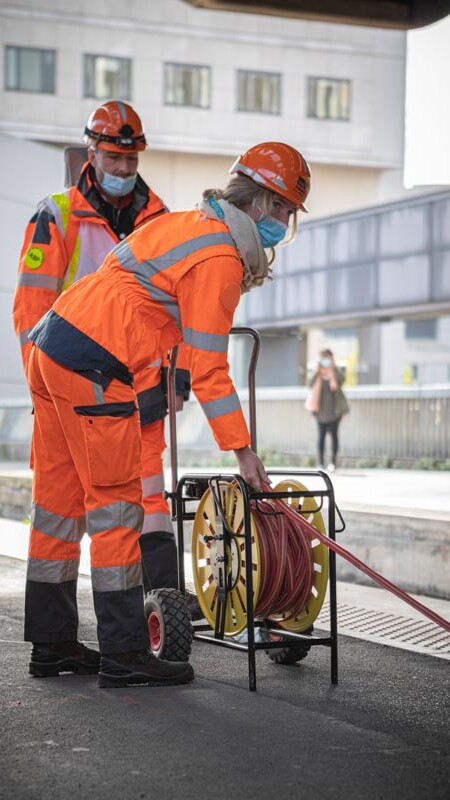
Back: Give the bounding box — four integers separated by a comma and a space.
1, 386, 450, 466
172, 385, 450, 467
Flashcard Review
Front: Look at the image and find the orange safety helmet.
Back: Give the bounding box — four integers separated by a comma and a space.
84, 100, 147, 152
229, 142, 311, 212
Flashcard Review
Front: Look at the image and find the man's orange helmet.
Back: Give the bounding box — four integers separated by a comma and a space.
84, 101, 147, 152
229, 142, 311, 211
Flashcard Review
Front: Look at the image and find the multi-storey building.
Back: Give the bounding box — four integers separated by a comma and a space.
1, 0, 447, 397
1, 0, 408, 214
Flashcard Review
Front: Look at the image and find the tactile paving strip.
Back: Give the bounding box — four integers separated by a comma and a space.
316, 602, 450, 660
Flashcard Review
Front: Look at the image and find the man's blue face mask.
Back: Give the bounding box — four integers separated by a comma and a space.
256, 216, 288, 248
99, 171, 137, 197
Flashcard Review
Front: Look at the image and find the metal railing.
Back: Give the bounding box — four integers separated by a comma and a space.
171, 384, 450, 466
1, 386, 450, 465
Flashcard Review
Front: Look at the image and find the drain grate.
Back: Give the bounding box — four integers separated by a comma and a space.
316, 602, 450, 659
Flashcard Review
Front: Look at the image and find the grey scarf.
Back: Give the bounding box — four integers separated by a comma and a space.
198, 196, 270, 292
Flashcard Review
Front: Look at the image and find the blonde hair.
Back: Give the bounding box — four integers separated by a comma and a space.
203, 175, 298, 261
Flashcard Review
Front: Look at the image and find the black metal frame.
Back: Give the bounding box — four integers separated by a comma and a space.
173, 470, 340, 691
166, 328, 342, 691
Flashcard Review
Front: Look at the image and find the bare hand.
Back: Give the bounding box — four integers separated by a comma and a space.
234, 447, 271, 491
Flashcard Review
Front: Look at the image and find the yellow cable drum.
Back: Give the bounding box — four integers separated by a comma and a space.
191, 479, 329, 637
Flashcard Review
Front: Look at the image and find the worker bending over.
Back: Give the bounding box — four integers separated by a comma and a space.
23, 141, 311, 688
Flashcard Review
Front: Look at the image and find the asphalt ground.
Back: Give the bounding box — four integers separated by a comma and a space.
1, 553, 449, 800
1, 465, 449, 799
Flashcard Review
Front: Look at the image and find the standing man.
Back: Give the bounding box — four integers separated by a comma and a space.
13, 100, 195, 629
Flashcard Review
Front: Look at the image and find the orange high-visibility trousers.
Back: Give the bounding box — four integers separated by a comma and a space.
140, 419, 170, 532
25, 346, 149, 653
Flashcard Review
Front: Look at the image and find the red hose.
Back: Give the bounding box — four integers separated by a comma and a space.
250, 495, 315, 620
256, 481, 450, 634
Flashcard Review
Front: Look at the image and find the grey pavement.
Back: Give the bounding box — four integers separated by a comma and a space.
2, 461, 449, 516
1, 554, 449, 800
0, 464, 449, 799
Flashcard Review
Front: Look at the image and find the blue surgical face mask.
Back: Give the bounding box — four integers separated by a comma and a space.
320, 357, 332, 368
99, 170, 137, 197
256, 216, 288, 248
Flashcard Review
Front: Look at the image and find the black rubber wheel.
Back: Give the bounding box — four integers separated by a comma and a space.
261, 624, 313, 665
144, 588, 193, 662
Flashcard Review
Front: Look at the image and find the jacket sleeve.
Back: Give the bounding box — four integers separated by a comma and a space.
13, 198, 69, 375
177, 255, 251, 451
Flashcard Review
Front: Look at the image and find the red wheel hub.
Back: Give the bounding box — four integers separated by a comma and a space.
148, 611, 162, 650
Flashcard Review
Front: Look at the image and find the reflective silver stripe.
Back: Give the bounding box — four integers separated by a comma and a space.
91, 562, 142, 592
27, 557, 79, 583
44, 195, 65, 237
142, 512, 173, 534
142, 232, 235, 274
146, 284, 181, 324
17, 273, 64, 291
44, 192, 69, 238
113, 231, 235, 324
87, 501, 144, 535
201, 391, 242, 420
19, 328, 33, 346
92, 381, 105, 404
117, 101, 127, 121
182, 327, 228, 353
115, 232, 234, 277
113, 241, 137, 270
31, 502, 86, 542
142, 473, 165, 497
232, 162, 288, 192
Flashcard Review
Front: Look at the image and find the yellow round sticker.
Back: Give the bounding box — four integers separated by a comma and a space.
24, 247, 45, 270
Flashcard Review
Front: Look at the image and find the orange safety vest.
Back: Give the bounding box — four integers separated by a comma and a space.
13, 162, 167, 373
30, 209, 250, 451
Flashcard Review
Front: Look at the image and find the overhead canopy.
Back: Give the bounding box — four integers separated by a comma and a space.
182, 0, 450, 30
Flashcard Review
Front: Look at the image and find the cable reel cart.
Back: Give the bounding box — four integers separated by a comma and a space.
161, 328, 344, 691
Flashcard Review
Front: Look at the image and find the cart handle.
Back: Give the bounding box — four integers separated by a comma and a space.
167, 327, 260, 496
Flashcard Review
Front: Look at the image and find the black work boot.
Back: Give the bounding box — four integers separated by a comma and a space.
29, 641, 100, 677
98, 648, 194, 688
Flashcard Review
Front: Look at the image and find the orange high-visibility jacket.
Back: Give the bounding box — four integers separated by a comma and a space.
13, 162, 190, 421
30, 209, 251, 451
13, 162, 167, 374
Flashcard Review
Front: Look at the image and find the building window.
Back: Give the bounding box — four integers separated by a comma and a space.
5, 46, 55, 93
405, 319, 437, 339
164, 63, 210, 108
83, 54, 131, 100
237, 70, 281, 115
307, 77, 350, 121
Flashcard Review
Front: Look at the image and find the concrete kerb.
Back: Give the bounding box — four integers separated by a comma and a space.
0, 463, 449, 599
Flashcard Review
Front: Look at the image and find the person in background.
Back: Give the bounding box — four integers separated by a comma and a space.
12, 100, 198, 617
23, 141, 311, 688
308, 348, 349, 472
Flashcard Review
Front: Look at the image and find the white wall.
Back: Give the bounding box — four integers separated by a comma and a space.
4, 0, 437, 400
0, 133, 63, 400
1, 0, 406, 171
